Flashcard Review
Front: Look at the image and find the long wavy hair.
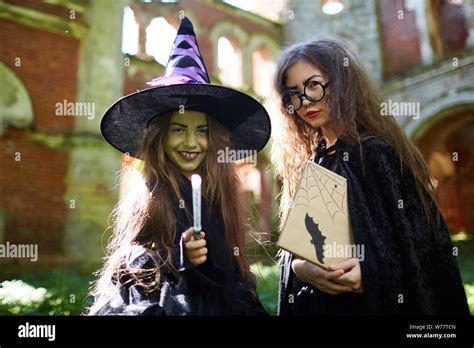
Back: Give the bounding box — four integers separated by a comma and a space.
87, 112, 251, 314
272, 38, 435, 225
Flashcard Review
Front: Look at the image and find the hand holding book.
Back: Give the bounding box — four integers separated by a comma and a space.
292, 257, 363, 295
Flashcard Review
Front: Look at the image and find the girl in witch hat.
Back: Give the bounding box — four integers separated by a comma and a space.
87, 17, 270, 315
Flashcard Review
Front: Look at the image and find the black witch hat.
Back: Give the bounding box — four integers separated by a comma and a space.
100, 17, 271, 159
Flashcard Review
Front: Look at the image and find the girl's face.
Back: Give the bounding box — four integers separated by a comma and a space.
165, 111, 209, 177
285, 60, 331, 129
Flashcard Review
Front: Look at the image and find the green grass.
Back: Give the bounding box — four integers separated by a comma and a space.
453, 236, 474, 315
0, 264, 280, 316
453, 237, 474, 283
464, 283, 474, 314
0, 237, 470, 316
251, 262, 279, 315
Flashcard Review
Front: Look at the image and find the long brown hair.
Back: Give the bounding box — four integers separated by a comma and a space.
87, 112, 251, 314
272, 38, 435, 225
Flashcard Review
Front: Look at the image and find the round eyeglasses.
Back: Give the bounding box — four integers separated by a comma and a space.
287, 80, 329, 112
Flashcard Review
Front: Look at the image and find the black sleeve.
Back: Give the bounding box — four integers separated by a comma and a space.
233, 268, 269, 315
350, 139, 468, 315
92, 246, 166, 316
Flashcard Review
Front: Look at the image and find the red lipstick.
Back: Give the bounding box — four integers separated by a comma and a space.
305, 110, 320, 118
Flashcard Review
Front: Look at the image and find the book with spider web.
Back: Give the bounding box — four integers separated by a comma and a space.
277, 161, 355, 269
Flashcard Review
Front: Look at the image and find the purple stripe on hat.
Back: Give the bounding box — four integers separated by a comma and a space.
146, 75, 196, 87
147, 22, 210, 87
166, 66, 208, 83
167, 50, 205, 73
174, 35, 198, 50
167, 34, 209, 77
170, 36, 200, 60
170, 48, 206, 71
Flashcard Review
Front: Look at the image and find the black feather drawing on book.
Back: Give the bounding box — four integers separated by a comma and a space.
305, 213, 326, 264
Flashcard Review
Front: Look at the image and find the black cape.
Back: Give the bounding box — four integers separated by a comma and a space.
93, 175, 267, 316
278, 138, 469, 315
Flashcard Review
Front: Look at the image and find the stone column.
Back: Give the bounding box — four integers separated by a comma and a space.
464, 0, 474, 48
406, 0, 434, 65
64, 0, 125, 270
75, 0, 126, 133
134, 9, 152, 60
242, 46, 253, 91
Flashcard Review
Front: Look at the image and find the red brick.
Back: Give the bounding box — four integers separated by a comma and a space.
379, 0, 421, 79
0, 19, 79, 132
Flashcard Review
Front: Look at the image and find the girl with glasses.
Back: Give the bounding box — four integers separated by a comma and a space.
272, 38, 469, 315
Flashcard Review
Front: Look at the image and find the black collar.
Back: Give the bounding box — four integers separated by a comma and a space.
314, 138, 338, 163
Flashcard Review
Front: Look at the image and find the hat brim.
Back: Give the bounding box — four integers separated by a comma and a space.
100, 83, 271, 159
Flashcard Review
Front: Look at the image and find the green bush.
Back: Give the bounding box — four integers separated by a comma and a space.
2, 258, 470, 316
453, 237, 474, 283
0, 265, 281, 316
251, 262, 279, 315
465, 283, 474, 315
453, 236, 474, 315
0, 280, 48, 315
0, 270, 94, 315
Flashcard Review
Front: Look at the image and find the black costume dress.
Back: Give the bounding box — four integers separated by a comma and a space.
278, 137, 469, 315
93, 175, 267, 316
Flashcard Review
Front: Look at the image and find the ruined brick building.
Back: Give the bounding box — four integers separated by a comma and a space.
0, 0, 472, 273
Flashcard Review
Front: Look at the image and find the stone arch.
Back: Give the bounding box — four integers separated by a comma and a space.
209, 21, 248, 86
405, 91, 474, 140
246, 34, 279, 96
412, 99, 474, 234
145, 16, 178, 65
0, 61, 34, 135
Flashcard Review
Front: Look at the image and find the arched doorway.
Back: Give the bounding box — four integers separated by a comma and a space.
415, 107, 474, 234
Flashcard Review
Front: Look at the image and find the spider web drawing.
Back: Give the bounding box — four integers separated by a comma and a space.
294, 162, 347, 223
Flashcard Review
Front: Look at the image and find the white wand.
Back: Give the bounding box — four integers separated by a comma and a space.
191, 174, 202, 240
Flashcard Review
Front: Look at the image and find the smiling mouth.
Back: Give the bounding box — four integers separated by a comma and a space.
177, 151, 200, 161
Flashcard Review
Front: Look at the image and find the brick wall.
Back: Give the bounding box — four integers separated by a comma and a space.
0, 19, 79, 264
0, 19, 79, 132
0, 128, 68, 254
131, 0, 281, 82
379, 0, 421, 79
180, 0, 281, 75
438, 1, 469, 55
5, 0, 83, 21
